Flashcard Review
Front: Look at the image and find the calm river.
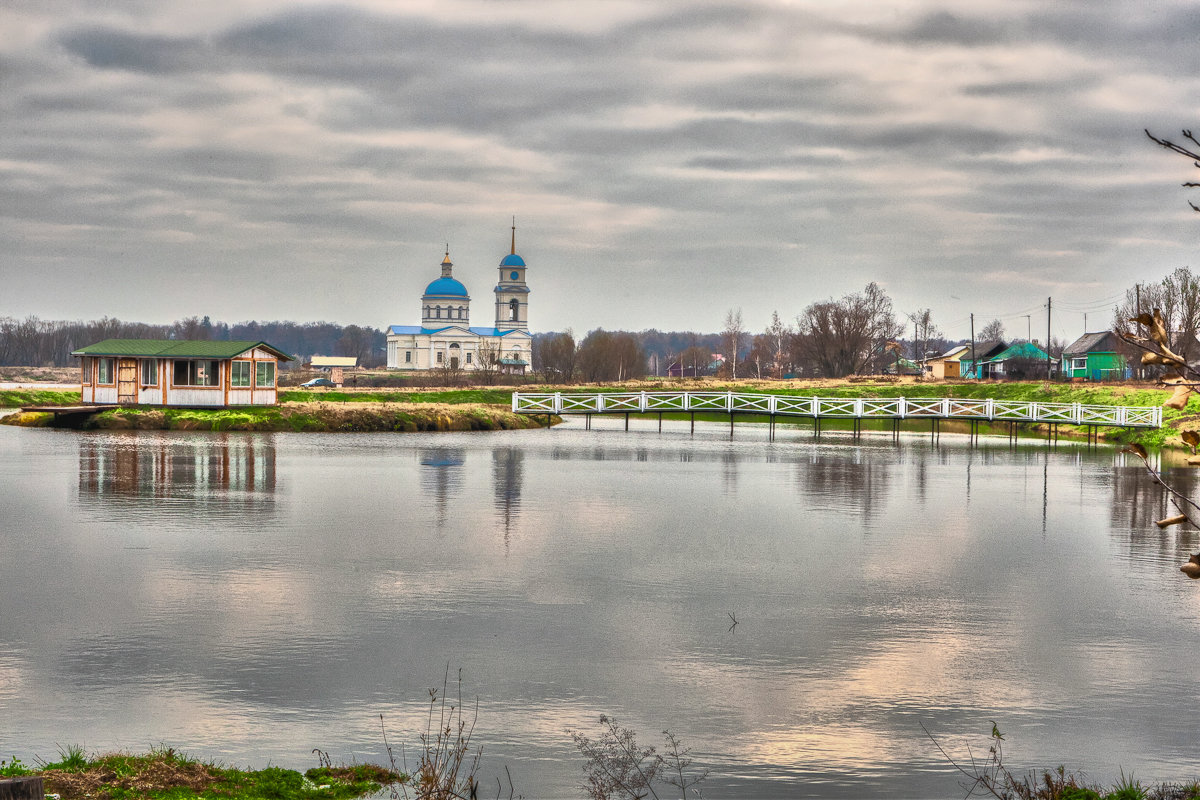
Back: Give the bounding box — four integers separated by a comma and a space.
2, 418, 1200, 799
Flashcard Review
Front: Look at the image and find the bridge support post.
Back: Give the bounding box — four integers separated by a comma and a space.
690, 412, 695, 435
658, 412, 662, 432
730, 413, 735, 439
625, 412, 630, 432
586, 414, 591, 430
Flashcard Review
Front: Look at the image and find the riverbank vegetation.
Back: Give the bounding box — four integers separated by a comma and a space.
1, 401, 547, 433
0, 747, 401, 800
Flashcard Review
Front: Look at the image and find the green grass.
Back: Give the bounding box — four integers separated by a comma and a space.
279, 388, 513, 404
0, 388, 82, 407
19, 746, 403, 800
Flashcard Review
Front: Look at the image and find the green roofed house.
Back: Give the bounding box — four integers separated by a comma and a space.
73, 339, 294, 407
1060, 331, 1131, 381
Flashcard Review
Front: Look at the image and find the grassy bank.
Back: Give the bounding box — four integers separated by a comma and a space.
2, 381, 1192, 446
0, 388, 80, 407
0, 402, 548, 433
3, 743, 1199, 800
0, 747, 400, 800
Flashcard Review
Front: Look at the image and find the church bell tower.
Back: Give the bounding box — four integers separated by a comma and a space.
494, 220, 530, 332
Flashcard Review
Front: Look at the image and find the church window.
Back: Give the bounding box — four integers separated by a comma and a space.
436, 306, 442, 319
509, 298, 519, 321
466, 352, 472, 364
405, 351, 412, 363
436, 352, 443, 364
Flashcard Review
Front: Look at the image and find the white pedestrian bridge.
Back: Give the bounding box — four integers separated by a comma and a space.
512, 391, 1162, 434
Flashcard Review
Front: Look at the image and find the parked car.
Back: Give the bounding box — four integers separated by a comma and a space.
300, 377, 336, 388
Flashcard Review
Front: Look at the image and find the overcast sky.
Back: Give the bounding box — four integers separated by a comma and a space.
3, 1, 1199, 341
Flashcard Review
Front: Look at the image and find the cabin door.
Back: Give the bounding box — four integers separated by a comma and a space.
117, 358, 138, 404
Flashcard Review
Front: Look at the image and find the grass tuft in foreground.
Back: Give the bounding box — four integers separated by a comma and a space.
0, 746, 404, 800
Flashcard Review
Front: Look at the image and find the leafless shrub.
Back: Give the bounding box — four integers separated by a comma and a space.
381, 667, 489, 800
569, 715, 707, 800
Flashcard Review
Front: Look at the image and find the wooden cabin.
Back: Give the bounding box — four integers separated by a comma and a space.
73, 339, 294, 407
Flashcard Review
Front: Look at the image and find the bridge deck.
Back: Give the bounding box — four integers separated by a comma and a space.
512, 391, 1161, 429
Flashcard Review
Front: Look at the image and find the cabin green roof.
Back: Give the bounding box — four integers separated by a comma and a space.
72, 339, 294, 361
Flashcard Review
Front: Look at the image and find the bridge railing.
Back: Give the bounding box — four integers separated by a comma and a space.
511, 391, 1163, 429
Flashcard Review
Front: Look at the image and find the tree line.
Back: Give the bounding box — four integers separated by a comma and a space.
0, 315, 387, 368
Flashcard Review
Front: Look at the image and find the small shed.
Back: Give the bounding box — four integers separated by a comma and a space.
925, 345, 969, 379
1061, 332, 1129, 381
310, 356, 358, 370
74, 339, 294, 407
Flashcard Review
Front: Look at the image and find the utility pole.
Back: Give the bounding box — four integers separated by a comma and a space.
1046, 297, 1052, 380
1025, 315, 1031, 342
1136, 283, 1142, 380
970, 313, 975, 380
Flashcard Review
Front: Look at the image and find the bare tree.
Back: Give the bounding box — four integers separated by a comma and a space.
534, 330, 577, 383
907, 308, 942, 364
796, 283, 902, 378
577, 330, 647, 382
679, 345, 709, 378
978, 318, 1005, 343
721, 308, 745, 379
1113, 268, 1200, 365
765, 310, 793, 378
1146, 128, 1200, 213
474, 339, 502, 385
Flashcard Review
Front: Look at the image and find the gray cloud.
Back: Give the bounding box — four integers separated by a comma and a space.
2, 1, 1200, 337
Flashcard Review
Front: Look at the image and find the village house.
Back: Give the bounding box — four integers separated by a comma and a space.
959, 340, 1008, 379
74, 339, 293, 406
1061, 332, 1130, 381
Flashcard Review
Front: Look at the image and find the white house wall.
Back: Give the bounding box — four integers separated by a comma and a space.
80, 354, 281, 407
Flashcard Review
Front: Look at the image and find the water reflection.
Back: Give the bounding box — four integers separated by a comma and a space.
6, 424, 1199, 800
77, 433, 276, 514
492, 447, 523, 546
419, 447, 465, 526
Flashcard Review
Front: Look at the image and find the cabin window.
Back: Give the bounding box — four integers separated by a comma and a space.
97, 358, 115, 384
231, 361, 252, 387
405, 351, 412, 363
256, 361, 275, 387
174, 359, 220, 387
140, 359, 158, 386
1069, 357, 1087, 371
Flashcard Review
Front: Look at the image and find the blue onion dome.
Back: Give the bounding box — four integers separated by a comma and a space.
500, 253, 525, 267
424, 276, 469, 297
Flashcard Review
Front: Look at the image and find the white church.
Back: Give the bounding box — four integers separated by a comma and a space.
386, 227, 532, 373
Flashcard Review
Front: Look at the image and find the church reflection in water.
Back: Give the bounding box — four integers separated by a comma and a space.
414, 446, 524, 541
77, 433, 276, 512
493, 446, 523, 543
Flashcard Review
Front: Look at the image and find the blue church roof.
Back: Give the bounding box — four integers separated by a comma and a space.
500, 253, 525, 267
423, 277, 469, 297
